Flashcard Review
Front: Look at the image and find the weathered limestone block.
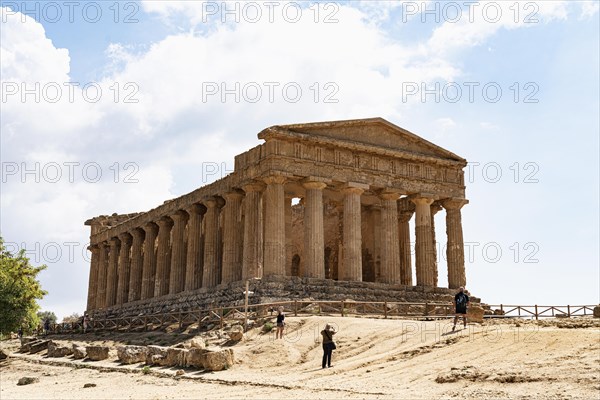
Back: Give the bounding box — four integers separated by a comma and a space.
29, 340, 49, 354
189, 337, 206, 350
145, 345, 168, 365
86, 345, 110, 361
72, 344, 87, 359
593, 305, 600, 318
187, 348, 206, 368
0, 348, 7, 360
117, 345, 147, 364
165, 348, 188, 367
20, 336, 36, 347
467, 305, 485, 323
47, 341, 73, 357
228, 327, 244, 342
202, 349, 234, 371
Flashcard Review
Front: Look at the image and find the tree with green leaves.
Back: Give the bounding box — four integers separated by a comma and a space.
0, 237, 47, 336
37, 310, 57, 325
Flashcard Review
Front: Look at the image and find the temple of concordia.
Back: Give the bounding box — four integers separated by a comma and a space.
85, 118, 473, 318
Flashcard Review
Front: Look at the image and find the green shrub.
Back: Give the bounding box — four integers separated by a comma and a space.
262, 322, 274, 333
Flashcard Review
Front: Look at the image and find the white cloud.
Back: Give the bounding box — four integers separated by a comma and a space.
579, 1, 600, 19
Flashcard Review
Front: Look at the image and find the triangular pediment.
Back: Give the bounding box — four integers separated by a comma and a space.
259, 118, 465, 163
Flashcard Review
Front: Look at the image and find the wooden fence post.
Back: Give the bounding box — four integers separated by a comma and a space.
384, 302, 388, 319
294, 300, 298, 317
535, 305, 538, 320
341, 301, 345, 317
567, 305, 571, 317
219, 307, 224, 329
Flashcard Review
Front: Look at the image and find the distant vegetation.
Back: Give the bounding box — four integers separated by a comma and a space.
0, 237, 47, 336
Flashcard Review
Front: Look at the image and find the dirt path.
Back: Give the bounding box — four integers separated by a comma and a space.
2, 316, 599, 399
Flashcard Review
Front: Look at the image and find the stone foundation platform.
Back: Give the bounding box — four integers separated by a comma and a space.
91, 276, 481, 319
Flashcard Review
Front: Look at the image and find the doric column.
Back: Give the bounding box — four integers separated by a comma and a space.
105, 237, 121, 307
430, 203, 443, 287
341, 184, 366, 281
202, 198, 221, 288
242, 182, 264, 280
222, 191, 244, 284
398, 198, 415, 286
86, 245, 100, 311
116, 232, 132, 305
285, 195, 293, 277
410, 195, 435, 286
380, 191, 401, 284
184, 203, 205, 291
154, 217, 173, 297
442, 198, 469, 289
303, 181, 327, 278
95, 242, 109, 309
127, 228, 145, 302
263, 175, 286, 277
168, 210, 189, 294
141, 222, 158, 300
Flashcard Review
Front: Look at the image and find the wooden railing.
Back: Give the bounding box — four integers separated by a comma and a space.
485, 304, 596, 320
42, 301, 597, 334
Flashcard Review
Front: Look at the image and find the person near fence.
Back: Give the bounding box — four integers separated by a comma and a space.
43, 319, 51, 336
452, 287, 470, 331
321, 323, 337, 368
276, 306, 285, 339
83, 314, 89, 333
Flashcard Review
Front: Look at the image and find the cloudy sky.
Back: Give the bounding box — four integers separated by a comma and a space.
1, 1, 598, 319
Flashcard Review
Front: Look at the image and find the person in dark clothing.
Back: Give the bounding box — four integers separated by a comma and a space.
276, 306, 285, 339
321, 323, 336, 368
43, 319, 51, 336
452, 287, 470, 331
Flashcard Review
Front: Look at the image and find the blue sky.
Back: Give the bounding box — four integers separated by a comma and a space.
1, 1, 598, 319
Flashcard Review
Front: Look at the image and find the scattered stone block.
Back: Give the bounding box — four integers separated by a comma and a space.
593, 305, 600, 318
145, 345, 168, 365
117, 345, 147, 364
190, 338, 206, 350
86, 346, 109, 361
47, 341, 73, 357
29, 340, 49, 354
83, 383, 96, 388
72, 344, 87, 359
186, 348, 207, 368
467, 306, 485, 323
17, 377, 39, 386
228, 327, 244, 342
202, 349, 234, 371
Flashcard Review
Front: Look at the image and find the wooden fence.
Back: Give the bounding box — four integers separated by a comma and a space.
41, 301, 597, 335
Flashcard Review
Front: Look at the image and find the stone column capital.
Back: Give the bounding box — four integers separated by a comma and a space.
203, 197, 224, 209
302, 181, 328, 191
431, 202, 443, 216
129, 228, 145, 240
398, 211, 414, 223
156, 216, 174, 228
342, 186, 365, 196
88, 244, 100, 252
379, 191, 401, 201
118, 232, 132, 244
143, 221, 159, 234
263, 175, 287, 185
224, 190, 245, 201
242, 181, 266, 193
170, 209, 189, 222
184, 203, 207, 216
409, 195, 435, 207
441, 198, 469, 210
109, 236, 121, 246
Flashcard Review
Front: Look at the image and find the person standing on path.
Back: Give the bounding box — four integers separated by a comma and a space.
276, 306, 285, 339
321, 323, 337, 368
452, 287, 470, 331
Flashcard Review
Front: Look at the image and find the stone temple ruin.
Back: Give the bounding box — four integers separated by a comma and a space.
85, 118, 472, 317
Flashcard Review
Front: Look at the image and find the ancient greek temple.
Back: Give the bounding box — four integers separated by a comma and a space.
85, 118, 468, 313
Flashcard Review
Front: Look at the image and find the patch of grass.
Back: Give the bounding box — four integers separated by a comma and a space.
142, 366, 151, 375
262, 322, 274, 333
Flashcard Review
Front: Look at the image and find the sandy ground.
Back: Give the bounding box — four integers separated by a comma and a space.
1, 316, 599, 400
